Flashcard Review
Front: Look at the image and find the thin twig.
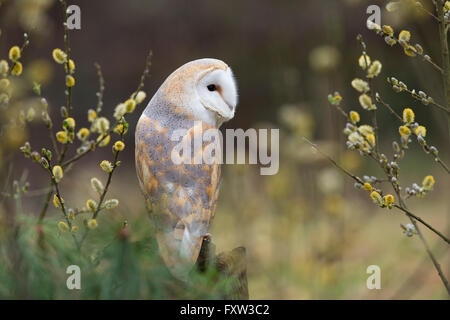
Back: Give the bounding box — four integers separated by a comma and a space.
422, 55, 445, 74
94, 63, 105, 113
131, 50, 152, 99
61, 0, 73, 116
49, 127, 61, 159
417, 3, 441, 22
303, 137, 363, 184
394, 188, 450, 295
0, 163, 13, 205
333, 104, 350, 120
37, 184, 52, 223
46, 164, 80, 249
436, 0, 450, 141
391, 242, 447, 298
393, 204, 450, 245
390, 83, 450, 114
376, 94, 402, 121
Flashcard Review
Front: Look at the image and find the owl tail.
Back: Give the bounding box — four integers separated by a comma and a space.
155, 224, 203, 282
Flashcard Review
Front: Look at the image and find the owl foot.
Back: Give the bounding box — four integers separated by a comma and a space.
203, 233, 212, 242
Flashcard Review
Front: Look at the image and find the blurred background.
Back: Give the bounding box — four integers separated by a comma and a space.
0, 0, 449, 299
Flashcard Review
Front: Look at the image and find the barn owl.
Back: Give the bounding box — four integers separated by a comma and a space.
135, 58, 237, 280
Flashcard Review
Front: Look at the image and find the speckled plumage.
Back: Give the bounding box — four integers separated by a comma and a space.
135, 59, 236, 280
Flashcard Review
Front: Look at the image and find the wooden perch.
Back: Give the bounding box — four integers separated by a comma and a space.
157, 236, 249, 299
196, 238, 249, 300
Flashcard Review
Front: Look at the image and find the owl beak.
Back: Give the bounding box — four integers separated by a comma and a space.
202, 100, 235, 122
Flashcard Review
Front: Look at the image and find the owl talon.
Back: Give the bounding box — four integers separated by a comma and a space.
204, 233, 212, 242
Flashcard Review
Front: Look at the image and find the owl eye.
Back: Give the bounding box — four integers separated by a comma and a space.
207, 84, 216, 91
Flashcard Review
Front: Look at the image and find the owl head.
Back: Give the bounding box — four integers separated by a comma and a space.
159, 58, 238, 127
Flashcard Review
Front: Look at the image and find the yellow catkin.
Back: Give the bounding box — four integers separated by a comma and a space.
77, 128, 90, 141
386, 2, 400, 12
363, 183, 373, 191
0, 60, 9, 75
86, 199, 97, 212
105, 199, 119, 210
358, 125, 374, 136
349, 111, 360, 124
97, 134, 110, 147
64, 117, 76, 130
100, 160, 113, 172
359, 94, 375, 110
53, 194, 63, 208
0, 79, 10, 90
90, 178, 104, 195
351, 78, 369, 93
56, 131, 68, 144
114, 124, 127, 135
404, 45, 417, 57
66, 75, 75, 87
367, 60, 382, 78
65, 59, 76, 73
398, 126, 411, 137
58, 221, 69, 232
402, 108, 415, 124
11, 62, 23, 76
52, 48, 67, 64
52, 165, 64, 183
398, 30, 411, 42
370, 191, 383, 205
384, 194, 394, 208
358, 55, 371, 70
422, 175, 435, 190
414, 125, 426, 137
114, 141, 125, 152
97, 117, 110, 134
382, 25, 394, 36
8, 46, 21, 61
88, 109, 97, 122
366, 133, 376, 147
87, 219, 98, 229
135, 91, 146, 104
124, 99, 136, 113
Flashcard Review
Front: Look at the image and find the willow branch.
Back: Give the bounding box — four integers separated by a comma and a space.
131, 50, 152, 99
45, 164, 80, 249
94, 63, 105, 113
78, 132, 124, 249
302, 138, 450, 244
377, 94, 450, 174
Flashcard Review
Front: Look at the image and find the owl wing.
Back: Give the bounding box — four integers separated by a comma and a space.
135, 115, 221, 279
